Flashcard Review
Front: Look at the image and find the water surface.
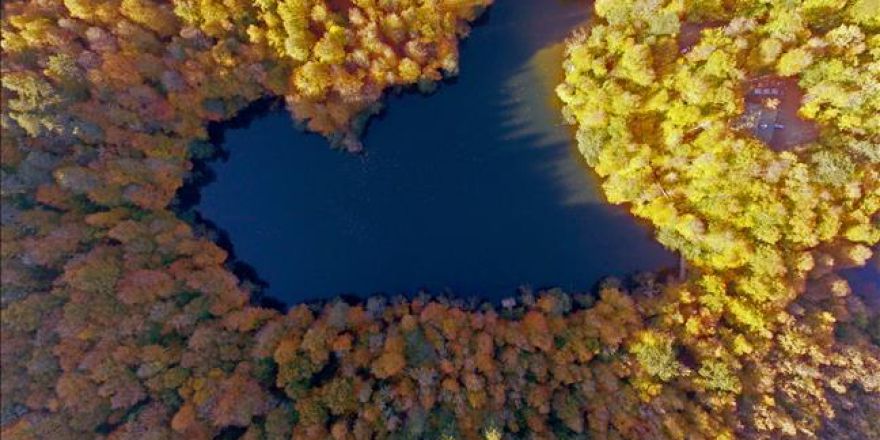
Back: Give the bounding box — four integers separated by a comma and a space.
197, 1, 676, 302
844, 249, 880, 310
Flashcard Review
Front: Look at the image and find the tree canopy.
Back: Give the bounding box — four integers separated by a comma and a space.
558, 0, 880, 436
1, 0, 878, 438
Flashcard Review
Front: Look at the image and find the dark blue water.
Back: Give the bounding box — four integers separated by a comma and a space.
197, 1, 676, 302
843, 248, 880, 309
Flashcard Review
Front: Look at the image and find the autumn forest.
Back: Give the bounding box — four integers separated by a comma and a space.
1, 0, 879, 439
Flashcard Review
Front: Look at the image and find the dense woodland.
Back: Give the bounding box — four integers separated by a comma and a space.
557, 0, 880, 437
1, 0, 879, 439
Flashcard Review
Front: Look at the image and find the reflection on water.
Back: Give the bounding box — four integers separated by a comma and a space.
195, 0, 675, 303
502, 42, 603, 206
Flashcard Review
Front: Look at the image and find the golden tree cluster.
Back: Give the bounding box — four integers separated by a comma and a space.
558, 0, 880, 436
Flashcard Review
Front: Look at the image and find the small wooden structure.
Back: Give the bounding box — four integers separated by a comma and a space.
740, 76, 818, 150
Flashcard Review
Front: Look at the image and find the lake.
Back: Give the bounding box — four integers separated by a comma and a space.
844, 248, 880, 310
194, 0, 676, 303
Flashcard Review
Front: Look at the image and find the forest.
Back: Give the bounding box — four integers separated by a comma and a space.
1, 0, 879, 439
